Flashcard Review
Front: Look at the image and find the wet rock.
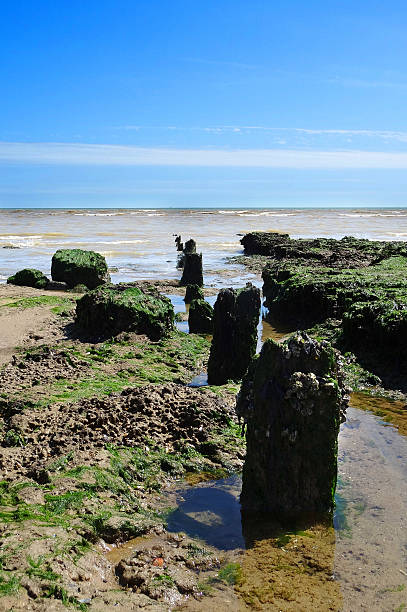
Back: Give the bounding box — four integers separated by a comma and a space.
207, 283, 261, 385
75, 284, 174, 340
51, 248, 110, 289
184, 284, 204, 304
239, 332, 349, 518
262, 254, 407, 388
241, 231, 290, 255
7, 268, 49, 289
116, 533, 220, 604
188, 299, 213, 334
180, 253, 203, 287
98, 515, 157, 543
242, 231, 407, 266
67, 283, 88, 293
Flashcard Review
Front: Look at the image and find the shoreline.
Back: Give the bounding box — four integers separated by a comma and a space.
1, 229, 407, 611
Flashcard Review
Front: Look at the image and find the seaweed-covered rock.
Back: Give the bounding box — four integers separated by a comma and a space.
207, 283, 261, 385
263, 255, 407, 329
7, 268, 49, 289
188, 299, 213, 334
342, 298, 407, 360
239, 333, 348, 518
263, 255, 407, 389
180, 253, 203, 287
184, 284, 204, 304
241, 232, 407, 267
75, 283, 174, 340
241, 231, 290, 255
51, 248, 110, 289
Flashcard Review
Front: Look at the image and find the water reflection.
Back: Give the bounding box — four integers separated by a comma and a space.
167, 476, 244, 550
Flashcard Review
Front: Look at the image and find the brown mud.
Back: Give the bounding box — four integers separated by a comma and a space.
350, 391, 407, 437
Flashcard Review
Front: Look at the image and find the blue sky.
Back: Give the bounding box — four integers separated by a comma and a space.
1, 0, 407, 208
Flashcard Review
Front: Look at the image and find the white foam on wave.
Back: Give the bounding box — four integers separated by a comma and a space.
0, 235, 42, 240
73, 212, 125, 217
238, 211, 295, 217
340, 212, 407, 218
93, 240, 150, 245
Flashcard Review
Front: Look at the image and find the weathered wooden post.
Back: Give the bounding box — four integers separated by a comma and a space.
207, 283, 261, 384
238, 332, 348, 518
180, 253, 203, 286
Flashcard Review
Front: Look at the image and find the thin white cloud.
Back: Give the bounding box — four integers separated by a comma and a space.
3, 141, 407, 169
115, 125, 407, 142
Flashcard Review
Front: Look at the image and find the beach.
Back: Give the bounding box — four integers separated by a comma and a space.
1, 208, 407, 611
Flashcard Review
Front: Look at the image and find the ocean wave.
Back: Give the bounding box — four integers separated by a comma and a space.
217, 210, 242, 214
93, 240, 150, 245
237, 212, 295, 217
339, 212, 407, 218
73, 212, 125, 217
0, 234, 43, 239
217, 242, 240, 248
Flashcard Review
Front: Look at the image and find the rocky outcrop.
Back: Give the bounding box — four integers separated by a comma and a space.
238, 333, 348, 518
116, 532, 220, 605
262, 255, 407, 382
188, 299, 213, 334
7, 268, 49, 289
184, 284, 204, 304
180, 253, 203, 287
207, 283, 261, 385
75, 283, 174, 340
241, 232, 407, 267
51, 248, 110, 289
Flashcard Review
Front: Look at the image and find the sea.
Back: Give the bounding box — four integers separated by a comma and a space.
1, 207, 407, 284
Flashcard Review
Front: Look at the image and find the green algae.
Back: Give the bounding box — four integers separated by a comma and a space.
7, 268, 49, 289
76, 283, 174, 340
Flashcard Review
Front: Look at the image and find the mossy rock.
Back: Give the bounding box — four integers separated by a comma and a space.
7, 268, 49, 289
51, 248, 110, 289
75, 283, 174, 340
188, 299, 213, 334
184, 284, 204, 304
263, 255, 407, 329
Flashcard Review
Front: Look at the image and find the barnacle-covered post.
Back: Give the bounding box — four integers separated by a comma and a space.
238, 333, 348, 518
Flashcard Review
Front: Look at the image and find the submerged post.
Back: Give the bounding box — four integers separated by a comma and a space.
238, 333, 348, 518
